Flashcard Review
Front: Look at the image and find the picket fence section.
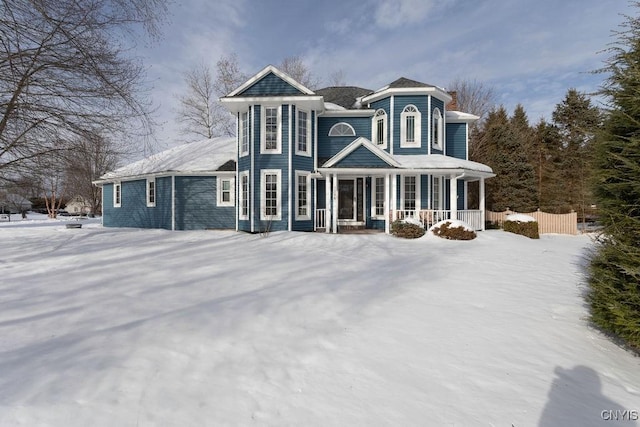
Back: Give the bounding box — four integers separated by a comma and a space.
486, 210, 578, 235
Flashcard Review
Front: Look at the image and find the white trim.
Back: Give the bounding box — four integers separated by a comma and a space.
390, 96, 394, 155
288, 105, 293, 231
362, 86, 452, 105
400, 104, 422, 148
432, 107, 443, 151
261, 105, 282, 154
113, 182, 121, 207
446, 110, 479, 123
250, 107, 255, 232
146, 178, 156, 207
427, 96, 432, 154
217, 176, 235, 207
328, 122, 356, 137
371, 176, 386, 219
295, 171, 311, 221
240, 110, 250, 157
372, 109, 388, 149
384, 174, 390, 233
295, 108, 311, 156
322, 137, 400, 168
239, 171, 249, 220
320, 109, 375, 118
261, 169, 281, 221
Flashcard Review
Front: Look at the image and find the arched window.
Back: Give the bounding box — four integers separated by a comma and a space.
432, 107, 443, 150
372, 109, 387, 148
401, 104, 421, 147
328, 122, 356, 136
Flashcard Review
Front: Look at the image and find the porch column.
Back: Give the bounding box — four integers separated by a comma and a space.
479, 177, 486, 231
450, 174, 458, 221
325, 174, 331, 233
384, 173, 390, 234
391, 174, 397, 221
332, 173, 338, 233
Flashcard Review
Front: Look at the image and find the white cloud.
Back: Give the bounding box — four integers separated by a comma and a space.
373, 0, 437, 29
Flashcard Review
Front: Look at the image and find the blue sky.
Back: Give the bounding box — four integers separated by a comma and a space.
140, 0, 632, 148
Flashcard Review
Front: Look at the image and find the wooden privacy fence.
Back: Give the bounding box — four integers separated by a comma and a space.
486, 210, 578, 235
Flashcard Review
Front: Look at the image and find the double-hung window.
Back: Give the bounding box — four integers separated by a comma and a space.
432, 108, 443, 151
372, 109, 387, 149
146, 178, 156, 207
296, 109, 311, 156
403, 176, 417, 211
217, 176, 235, 207
373, 177, 385, 218
113, 182, 121, 207
432, 177, 441, 210
239, 172, 249, 220
295, 171, 311, 220
261, 170, 281, 220
240, 111, 249, 156
401, 105, 421, 147
261, 106, 281, 153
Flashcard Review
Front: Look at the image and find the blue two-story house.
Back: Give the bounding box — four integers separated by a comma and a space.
96, 65, 494, 233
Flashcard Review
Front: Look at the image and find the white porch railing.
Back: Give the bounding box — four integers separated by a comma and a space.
315, 209, 326, 230
395, 209, 483, 231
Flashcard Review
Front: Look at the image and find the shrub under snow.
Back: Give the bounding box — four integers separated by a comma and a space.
429, 219, 477, 240
504, 214, 539, 239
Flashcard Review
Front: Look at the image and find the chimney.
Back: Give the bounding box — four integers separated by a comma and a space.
446, 91, 458, 111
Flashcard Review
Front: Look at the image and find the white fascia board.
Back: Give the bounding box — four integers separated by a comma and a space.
94, 170, 235, 184
319, 109, 375, 117
225, 65, 315, 97
446, 111, 480, 123
220, 96, 324, 114
362, 87, 452, 105
322, 137, 400, 168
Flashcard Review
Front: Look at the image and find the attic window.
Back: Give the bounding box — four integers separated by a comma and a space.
328, 122, 356, 137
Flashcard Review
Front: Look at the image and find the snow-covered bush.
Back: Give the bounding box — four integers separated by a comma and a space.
429, 220, 476, 240
504, 214, 539, 239
391, 219, 425, 239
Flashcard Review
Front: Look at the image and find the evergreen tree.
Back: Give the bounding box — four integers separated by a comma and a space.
588, 4, 640, 352
531, 120, 564, 212
551, 89, 602, 217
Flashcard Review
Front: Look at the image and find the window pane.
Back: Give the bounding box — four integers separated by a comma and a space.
377, 119, 384, 145
241, 175, 249, 217
404, 176, 416, 210
265, 107, 278, 150
375, 177, 384, 216
298, 111, 308, 152
406, 116, 415, 142
297, 175, 308, 216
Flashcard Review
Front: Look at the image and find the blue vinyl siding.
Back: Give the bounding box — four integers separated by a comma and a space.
333, 146, 392, 168
316, 179, 326, 209
393, 95, 429, 155
421, 175, 430, 209
239, 72, 303, 96
317, 116, 371, 160
102, 178, 171, 229
446, 122, 467, 160
174, 176, 234, 230
458, 179, 465, 210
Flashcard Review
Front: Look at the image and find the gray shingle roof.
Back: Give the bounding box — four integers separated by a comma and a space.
315, 86, 372, 109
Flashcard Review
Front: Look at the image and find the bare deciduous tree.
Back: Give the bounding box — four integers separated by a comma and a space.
279, 55, 320, 90
328, 69, 347, 87
214, 53, 248, 97
447, 77, 497, 124
0, 0, 168, 178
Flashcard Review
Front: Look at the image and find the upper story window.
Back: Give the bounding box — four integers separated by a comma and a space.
113, 182, 121, 207
146, 178, 156, 207
401, 105, 421, 148
240, 111, 249, 156
328, 122, 356, 137
261, 106, 281, 154
296, 109, 311, 156
432, 107, 443, 151
217, 176, 235, 207
372, 109, 387, 149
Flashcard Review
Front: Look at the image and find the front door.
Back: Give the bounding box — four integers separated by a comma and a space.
338, 178, 365, 222
338, 180, 354, 220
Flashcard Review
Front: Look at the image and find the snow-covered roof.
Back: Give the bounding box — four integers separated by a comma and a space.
394, 154, 494, 175
97, 137, 236, 182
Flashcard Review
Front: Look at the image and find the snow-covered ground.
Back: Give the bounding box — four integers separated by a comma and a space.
0, 216, 638, 426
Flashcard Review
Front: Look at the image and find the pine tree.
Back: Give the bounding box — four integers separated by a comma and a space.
531, 120, 564, 212
588, 4, 640, 352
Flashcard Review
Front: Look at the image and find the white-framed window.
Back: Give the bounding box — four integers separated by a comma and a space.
328, 122, 356, 136
113, 182, 121, 207
372, 109, 387, 148
432, 107, 443, 150
261, 169, 281, 221
401, 105, 421, 147
296, 109, 311, 156
146, 178, 156, 207
217, 176, 235, 207
239, 171, 249, 220
432, 177, 442, 210
295, 171, 311, 220
261, 106, 281, 154
372, 176, 385, 218
402, 175, 419, 211
240, 111, 249, 156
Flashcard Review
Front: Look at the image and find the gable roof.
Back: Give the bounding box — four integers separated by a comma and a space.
387, 77, 435, 89
95, 137, 236, 183
225, 65, 315, 98
362, 77, 452, 105
321, 137, 400, 168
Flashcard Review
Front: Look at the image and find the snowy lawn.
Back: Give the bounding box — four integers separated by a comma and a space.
0, 218, 638, 426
